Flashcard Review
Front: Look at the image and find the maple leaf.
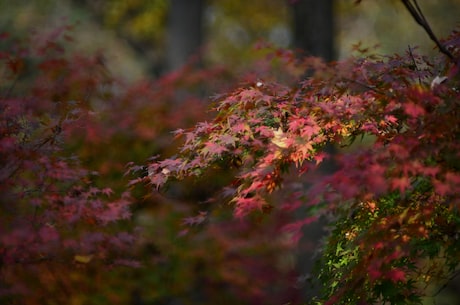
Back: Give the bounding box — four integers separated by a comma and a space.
361, 121, 378, 133
158, 158, 183, 169
445, 172, 460, 185
419, 165, 439, 177
368, 265, 382, 282
432, 177, 454, 196
238, 88, 262, 104
300, 124, 321, 139
182, 211, 208, 226
148, 172, 169, 189
231, 122, 251, 134
388, 143, 410, 159
98, 201, 132, 224
313, 151, 328, 165
202, 141, 228, 156
391, 176, 411, 193
282, 217, 317, 245
271, 127, 290, 148
403, 101, 425, 118
233, 195, 266, 218
386, 268, 406, 283
101, 187, 113, 196
255, 125, 274, 138
384, 114, 398, 124
218, 134, 237, 147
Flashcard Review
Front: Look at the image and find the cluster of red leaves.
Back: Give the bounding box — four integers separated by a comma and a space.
0, 27, 139, 300
1, 26, 305, 305
140, 29, 460, 303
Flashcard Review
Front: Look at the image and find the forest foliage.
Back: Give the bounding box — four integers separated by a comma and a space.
1, 1, 460, 305
0, 24, 303, 305
134, 27, 460, 304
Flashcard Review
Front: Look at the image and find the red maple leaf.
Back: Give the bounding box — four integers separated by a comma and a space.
386, 268, 406, 283
219, 134, 237, 147
403, 101, 425, 118
202, 141, 228, 155
391, 176, 411, 193
182, 211, 208, 226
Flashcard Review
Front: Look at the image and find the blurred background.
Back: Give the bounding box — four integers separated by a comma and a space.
1, 1, 459, 304
2, 0, 458, 79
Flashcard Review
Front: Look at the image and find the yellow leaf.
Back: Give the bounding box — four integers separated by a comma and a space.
74, 254, 93, 264
271, 128, 289, 148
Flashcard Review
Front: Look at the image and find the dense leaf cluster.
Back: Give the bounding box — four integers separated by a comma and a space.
0, 26, 303, 304
140, 29, 460, 303
0, 27, 141, 301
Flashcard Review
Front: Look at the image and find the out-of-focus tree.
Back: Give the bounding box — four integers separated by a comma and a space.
70, 0, 168, 76
165, 0, 204, 71
290, 0, 335, 61
287, 1, 337, 301
0, 26, 139, 304
204, 0, 291, 66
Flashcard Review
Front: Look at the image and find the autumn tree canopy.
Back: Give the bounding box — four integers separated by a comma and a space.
1, 1, 460, 304
133, 7, 460, 304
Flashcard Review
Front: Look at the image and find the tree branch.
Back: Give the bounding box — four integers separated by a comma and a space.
400, 0, 456, 61
432, 268, 460, 297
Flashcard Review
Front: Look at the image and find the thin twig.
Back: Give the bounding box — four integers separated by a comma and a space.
432, 268, 460, 297
345, 78, 386, 95
2, 76, 18, 100
407, 45, 422, 85
401, 0, 456, 61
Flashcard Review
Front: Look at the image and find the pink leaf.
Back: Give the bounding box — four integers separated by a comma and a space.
386, 268, 406, 283
282, 217, 317, 245
113, 259, 142, 268
219, 134, 237, 147
233, 196, 266, 218
202, 141, 228, 156
182, 211, 208, 226
403, 101, 425, 118
39, 226, 59, 243
384, 115, 398, 124
101, 188, 113, 196
391, 176, 411, 193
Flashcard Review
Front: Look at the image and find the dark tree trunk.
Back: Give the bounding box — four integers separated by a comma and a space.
166, 0, 204, 72
290, 0, 335, 61
289, 0, 336, 301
